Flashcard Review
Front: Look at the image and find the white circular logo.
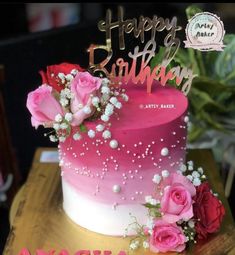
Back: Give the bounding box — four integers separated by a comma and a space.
184, 12, 225, 51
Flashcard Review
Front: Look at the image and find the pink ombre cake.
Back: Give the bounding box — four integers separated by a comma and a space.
58, 81, 188, 236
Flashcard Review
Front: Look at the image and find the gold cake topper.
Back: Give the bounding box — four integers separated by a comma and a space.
87, 6, 196, 95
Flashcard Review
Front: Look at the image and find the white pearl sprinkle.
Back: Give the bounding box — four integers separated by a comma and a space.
184, 116, 189, 123
112, 185, 121, 193
161, 147, 169, 156
110, 139, 118, 149
73, 132, 81, 141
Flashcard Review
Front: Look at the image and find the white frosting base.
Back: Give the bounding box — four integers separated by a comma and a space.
62, 178, 148, 236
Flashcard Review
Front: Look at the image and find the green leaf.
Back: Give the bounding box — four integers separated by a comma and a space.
215, 36, 235, 85
174, 47, 190, 68
184, 5, 204, 76
188, 124, 205, 143
199, 111, 229, 132
180, 5, 235, 143
143, 203, 161, 209
224, 34, 235, 45
186, 5, 203, 20
79, 124, 87, 133
189, 87, 228, 113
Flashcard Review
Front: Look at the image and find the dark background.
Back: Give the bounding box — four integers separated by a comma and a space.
0, 3, 234, 254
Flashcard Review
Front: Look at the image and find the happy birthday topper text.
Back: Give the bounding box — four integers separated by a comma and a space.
88, 6, 195, 94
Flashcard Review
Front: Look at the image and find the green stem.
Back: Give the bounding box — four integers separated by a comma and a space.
196, 51, 206, 76
188, 48, 200, 75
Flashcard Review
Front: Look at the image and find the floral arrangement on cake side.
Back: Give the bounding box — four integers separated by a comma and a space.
26, 63, 128, 147
127, 161, 225, 253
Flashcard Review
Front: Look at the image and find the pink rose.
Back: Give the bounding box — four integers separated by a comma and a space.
150, 220, 186, 253
70, 71, 102, 126
161, 173, 196, 223
26, 85, 63, 128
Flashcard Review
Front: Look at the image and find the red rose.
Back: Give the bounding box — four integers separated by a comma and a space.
193, 181, 225, 239
39, 62, 84, 92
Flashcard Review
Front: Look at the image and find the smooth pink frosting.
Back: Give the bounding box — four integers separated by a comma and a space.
59, 81, 188, 205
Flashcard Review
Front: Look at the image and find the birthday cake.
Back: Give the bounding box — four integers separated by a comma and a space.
59, 80, 188, 236
26, 6, 225, 254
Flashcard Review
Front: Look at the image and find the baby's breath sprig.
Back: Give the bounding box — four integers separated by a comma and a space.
178, 161, 207, 187
180, 220, 197, 244
127, 214, 150, 251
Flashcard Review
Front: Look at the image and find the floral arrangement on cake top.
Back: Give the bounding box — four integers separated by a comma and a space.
26, 63, 128, 146
127, 160, 225, 253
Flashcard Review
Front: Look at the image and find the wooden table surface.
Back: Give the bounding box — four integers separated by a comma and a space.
3, 148, 235, 255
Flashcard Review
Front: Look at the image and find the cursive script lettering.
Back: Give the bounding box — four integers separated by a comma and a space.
88, 6, 195, 94
98, 6, 181, 54
88, 40, 195, 95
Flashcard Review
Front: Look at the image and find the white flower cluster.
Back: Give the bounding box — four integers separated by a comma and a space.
58, 70, 78, 107
84, 78, 129, 148
58, 69, 78, 85
152, 169, 169, 184
143, 241, 150, 249
49, 113, 73, 143
129, 240, 140, 250
179, 161, 206, 186
145, 195, 160, 206
183, 219, 196, 243
60, 87, 73, 107
49, 73, 128, 146
129, 238, 149, 251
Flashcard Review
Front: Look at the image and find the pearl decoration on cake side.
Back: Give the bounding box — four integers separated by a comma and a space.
161, 147, 169, 156
110, 139, 118, 149
112, 184, 121, 193
184, 116, 189, 123
73, 133, 81, 141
